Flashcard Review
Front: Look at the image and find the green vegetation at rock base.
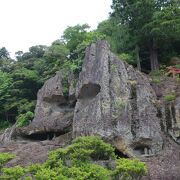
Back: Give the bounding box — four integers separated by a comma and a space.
0, 136, 147, 180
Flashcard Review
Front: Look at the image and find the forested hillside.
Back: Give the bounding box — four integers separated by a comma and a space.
0, 0, 179, 133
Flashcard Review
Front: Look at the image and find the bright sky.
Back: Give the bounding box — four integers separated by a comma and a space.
0, 0, 112, 57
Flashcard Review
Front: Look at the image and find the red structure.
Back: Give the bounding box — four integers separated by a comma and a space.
167, 66, 180, 79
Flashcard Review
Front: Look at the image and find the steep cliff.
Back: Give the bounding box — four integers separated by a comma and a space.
0, 41, 179, 179
73, 41, 163, 157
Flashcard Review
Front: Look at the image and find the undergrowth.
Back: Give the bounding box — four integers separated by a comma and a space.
0, 136, 147, 180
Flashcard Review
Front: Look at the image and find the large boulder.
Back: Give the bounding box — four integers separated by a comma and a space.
16, 72, 76, 139
73, 41, 163, 156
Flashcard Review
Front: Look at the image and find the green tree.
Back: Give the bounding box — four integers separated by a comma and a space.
111, 0, 180, 70
0, 71, 12, 121
97, 18, 137, 67
62, 24, 90, 59
29, 45, 47, 58
62, 24, 105, 74
15, 51, 23, 61
0, 47, 9, 59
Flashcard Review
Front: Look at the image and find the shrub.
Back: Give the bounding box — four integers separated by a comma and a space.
34, 167, 58, 180
164, 93, 176, 101
16, 111, 34, 127
71, 136, 116, 161
1, 166, 25, 180
0, 153, 15, 169
0, 136, 147, 179
118, 53, 135, 65
112, 158, 148, 180
61, 163, 111, 180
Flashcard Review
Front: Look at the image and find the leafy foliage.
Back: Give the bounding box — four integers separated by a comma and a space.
0, 153, 15, 169
164, 93, 176, 102
1, 166, 26, 180
0, 71, 12, 112
0, 136, 147, 179
110, 0, 180, 70
0, 121, 12, 131
16, 111, 34, 127
113, 158, 148, 180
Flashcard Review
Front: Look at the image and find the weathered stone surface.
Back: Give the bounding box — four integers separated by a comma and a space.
152, 77, 180, 144
73, 41, 163, 156
0, 141, 58, 167
17, 72, 74, 137
0, 125, 16, 144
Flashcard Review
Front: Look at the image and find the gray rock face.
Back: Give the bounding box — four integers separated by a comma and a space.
161, 100, 180, 144
152, 78, 180, 144
0, 125, 16, 144
73, 41, 163, 156
17, 72, 75, 137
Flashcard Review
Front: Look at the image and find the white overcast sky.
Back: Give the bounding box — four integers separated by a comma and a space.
0, 0, 112, 57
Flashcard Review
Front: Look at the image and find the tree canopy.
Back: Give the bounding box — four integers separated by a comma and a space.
110, 0, 180, 70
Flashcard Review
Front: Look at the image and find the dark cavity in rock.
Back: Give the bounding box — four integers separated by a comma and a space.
78, 83, 101, 99
133, 145, 151, 156
22, 131, 65, 141
114, 148, 129, 158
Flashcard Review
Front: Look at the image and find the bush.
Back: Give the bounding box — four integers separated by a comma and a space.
112, 158, 147, 180
0, 136, 147, 179
0, 153, 15, 169
18, 99, 36, 114
164, 93, 176, 101
16, 111, 34, 127
118, 53, 135, 65
1, 166, 25, 180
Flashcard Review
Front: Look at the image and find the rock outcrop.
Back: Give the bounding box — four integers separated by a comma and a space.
14, 72, 76, 140
152, 77, 180, 144
1, 40, 180, 179
73, 41, 163, 156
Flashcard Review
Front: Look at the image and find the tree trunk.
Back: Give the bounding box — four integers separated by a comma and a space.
135, 45, 141, 71
150, 39, 159, 71
5, 112, 9, 123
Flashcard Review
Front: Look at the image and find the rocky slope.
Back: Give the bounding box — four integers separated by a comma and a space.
0, 41, 180, 179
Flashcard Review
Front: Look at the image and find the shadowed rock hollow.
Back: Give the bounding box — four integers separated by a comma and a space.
0, 41, 180, 180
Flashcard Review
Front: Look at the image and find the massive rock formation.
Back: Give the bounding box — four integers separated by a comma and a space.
0, 41, 179, 179
14, 72, 76, 140
73, 41, 163, 156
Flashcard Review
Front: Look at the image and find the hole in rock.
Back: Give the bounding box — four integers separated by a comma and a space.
78, 83, 101, 99
23, 131, 64, 141
69, 100, 77, 108
133, 146, 150, 156
114, 149, 129, 158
